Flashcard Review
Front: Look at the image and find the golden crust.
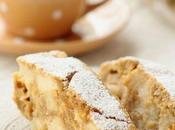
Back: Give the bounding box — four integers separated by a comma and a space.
13, 51, 136, 130
99, 57, 175, 130
13, 72, 33, 120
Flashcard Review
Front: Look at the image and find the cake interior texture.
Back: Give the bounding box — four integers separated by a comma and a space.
14, 66, 98, 130
100, 57, 175, 130
13, 51, 136, 130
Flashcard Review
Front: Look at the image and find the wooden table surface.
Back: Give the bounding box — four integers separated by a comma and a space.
1, 1, 175, 129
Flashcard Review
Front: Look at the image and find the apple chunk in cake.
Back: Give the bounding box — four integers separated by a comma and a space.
100, 57, 175, 130
13, 51, 136, 130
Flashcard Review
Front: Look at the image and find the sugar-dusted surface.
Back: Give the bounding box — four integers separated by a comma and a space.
139, 58, 175, 99
123, 56, 175, 99
2, 2, 175, 129
17, 51, 85, 81
18, 51, 132, 130
70, 70, 131, 130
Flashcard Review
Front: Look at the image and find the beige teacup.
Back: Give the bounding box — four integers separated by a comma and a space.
0, 0, 86, 40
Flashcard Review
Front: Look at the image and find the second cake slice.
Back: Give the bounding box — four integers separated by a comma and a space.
13, 51, 136, 130
99, 57, 175, 130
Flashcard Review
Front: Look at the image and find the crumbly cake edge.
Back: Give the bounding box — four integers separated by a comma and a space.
15, 51, 135, 130
100, 56, 175, 114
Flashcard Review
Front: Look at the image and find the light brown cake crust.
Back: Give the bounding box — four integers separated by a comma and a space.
13, 51, 136, 130
13, 72, 33, 120
99, 57, 175, 130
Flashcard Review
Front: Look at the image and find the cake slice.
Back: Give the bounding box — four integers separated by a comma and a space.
13, 51, 136, 130
99, 57, 175, 130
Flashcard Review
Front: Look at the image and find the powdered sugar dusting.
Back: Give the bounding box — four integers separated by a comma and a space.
123, 56, 175, 99
70, 70, 131, 130
18, 51, 132, 130
139, 59, 175, 99
18, 51, 66, 60
18, 55, 85, 81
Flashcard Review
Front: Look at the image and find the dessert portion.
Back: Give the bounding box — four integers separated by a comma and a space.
99, 57, 175, 130
13, 51, 136, 130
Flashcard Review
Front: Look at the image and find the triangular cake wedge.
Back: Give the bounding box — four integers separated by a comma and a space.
13, 51, 136, 130
99, 57, 175, 130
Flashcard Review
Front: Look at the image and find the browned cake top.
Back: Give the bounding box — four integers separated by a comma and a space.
17, 51, 133, 130
120, 57, 175, 99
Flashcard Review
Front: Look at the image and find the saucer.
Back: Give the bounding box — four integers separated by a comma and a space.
0, 0, 130, 56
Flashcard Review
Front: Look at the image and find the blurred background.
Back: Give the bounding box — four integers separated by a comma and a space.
1, 0, 175, 127
81, 0, 175, 69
